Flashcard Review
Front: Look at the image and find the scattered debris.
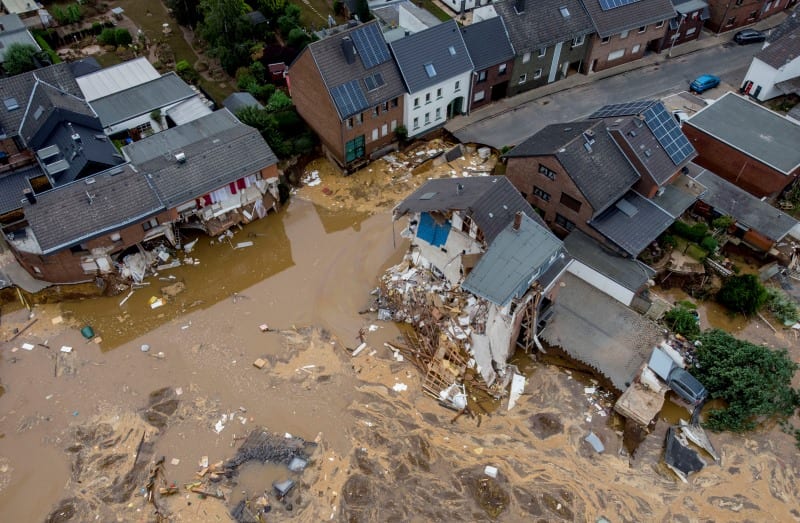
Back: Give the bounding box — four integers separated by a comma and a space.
148, 297, 165, 309
585, 432, 605, 453
253, 358, 267, 369
664, 425, 706, 482
392, 383, 408, 392
507, 374, 526, 411
484, 465, 498, 479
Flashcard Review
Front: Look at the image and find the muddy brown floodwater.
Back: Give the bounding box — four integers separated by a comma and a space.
2, 187, 800, 522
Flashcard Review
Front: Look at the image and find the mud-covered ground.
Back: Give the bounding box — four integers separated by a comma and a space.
2, 157, 800, 522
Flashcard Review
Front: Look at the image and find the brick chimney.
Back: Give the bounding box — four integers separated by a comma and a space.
513, 211, 522, 231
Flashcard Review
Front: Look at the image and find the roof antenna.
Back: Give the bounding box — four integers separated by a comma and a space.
86, 191, 95, 205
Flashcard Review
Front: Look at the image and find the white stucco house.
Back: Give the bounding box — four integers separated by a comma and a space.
741, 11, 800, 102
389, 20, 473, 138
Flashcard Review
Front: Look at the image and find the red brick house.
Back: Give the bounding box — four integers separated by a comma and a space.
653, 0, 710, 53
581, 0, 675, 73
704, 0, 791, 33
289, 20, 406, 173
460, 16, 515, 110
505, 100, 699, 257
682, 92, 800, 199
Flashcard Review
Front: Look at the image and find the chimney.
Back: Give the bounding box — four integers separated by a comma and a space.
175, 152, 186, 164
515, 0, 525, 13
341, 36, 356, 64
23, 188, 36, 205
456, 182, 464, 195
513, 211, 522, 231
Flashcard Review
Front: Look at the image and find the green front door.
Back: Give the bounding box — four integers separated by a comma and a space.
345, 135, 365, 163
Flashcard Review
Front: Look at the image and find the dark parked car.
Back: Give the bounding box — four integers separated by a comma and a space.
690, 74, 720, 94
734, 29, 766, 45
667, 367, 707, 406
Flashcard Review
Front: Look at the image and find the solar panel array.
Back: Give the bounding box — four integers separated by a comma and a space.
598, 0, 642, 11
351, 24, 390, 69
363, 72, 385, 91
330, 79, 369, 119
589, 100, 655, 119
643, 103, 696, 166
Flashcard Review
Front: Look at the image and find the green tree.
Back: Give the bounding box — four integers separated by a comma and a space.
3, 43, 40, 75
199, 0, 254, 74
267, 90, 293, 111
693, 329, 799, 432
663, 301, 700, 340
166, 0, 202, 27
235, 106, 291, 157
176, 60, 199, 83
114, 28, 133, 46
355, 0, 372, 21
717, 274, 768, 315
277, 4, 302, 35
286, 27, 311, 49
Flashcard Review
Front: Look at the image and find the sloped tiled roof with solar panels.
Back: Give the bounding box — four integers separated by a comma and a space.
350, 23, 391, 68
598, 0, 641, 10
329, 79, 370, 119
581, 0, 675, 37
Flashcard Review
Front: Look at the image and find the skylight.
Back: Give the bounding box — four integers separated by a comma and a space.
448, 45, 456, 56
424, 63, 437, 78
560, 6, 570, 17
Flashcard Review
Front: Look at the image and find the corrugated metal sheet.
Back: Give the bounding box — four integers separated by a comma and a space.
76, 57, 160, 102
167, 97, 213, 126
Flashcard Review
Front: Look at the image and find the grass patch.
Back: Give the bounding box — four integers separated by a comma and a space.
93, 51, 123, 68
685, 243, 708, 261
419, 0, 452, 21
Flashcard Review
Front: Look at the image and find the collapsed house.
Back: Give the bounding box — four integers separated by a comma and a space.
386, 176, 570, 392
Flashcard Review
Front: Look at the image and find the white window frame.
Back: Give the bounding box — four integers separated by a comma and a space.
533, 68, 543, 79
522, 51, 531, 63
518, 74, 527, 84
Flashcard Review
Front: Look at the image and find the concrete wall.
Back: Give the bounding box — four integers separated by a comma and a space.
682, 123, 797, 198
585, 23, 668, 73
743, 55, 800, 102
566, 259, 635, 306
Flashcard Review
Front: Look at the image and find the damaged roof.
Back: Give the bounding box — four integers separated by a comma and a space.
394, 176, 547, 244
563, 229, 654, 292
125, 110, 278, 208
24, 164, 164, 254
590, 191, 674, 256
462, 213, 565, 306
506, 120, 640, 213
691, 168, 798, 241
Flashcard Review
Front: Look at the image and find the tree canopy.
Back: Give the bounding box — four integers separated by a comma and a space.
198, 0, 254, 74
3, 43, 40, 76
663, 301, 700, 340
716, 274, 768, 316
692, 329, 799, 432
166, 0, 202, 27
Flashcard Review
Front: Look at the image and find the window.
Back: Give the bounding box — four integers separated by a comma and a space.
735, 0, 743, 5
391, 119, 397, 130
141, 218, 158, 232
498, 63, 507, 75
608, 49, 625, 60
381, 124, 388, 136
538, 164, 556, 180
372, 107, 379, 118
747, 10, 757, 19
454, 80, 461, 91
413, 117, 419, 129
632, 44, 641, 53
638, 25, 646, 33
356, 113, 363, 125
425, 93, 431, 104
726, 16, 736, 26
522, 51, 531, 63
559, 6, 570, 17
533, 186, 551, 201
435, 107, 441, 119
424, 112, 430, 124
414, 97, 420, 108
686, 27, 696, 35
538, 47, 546, 57
559, 192, 581, 212
448, 45, 456, 56
382, 101, 389, 111
555, 213, 575, 231
473, 90, 485, 102
391, 97, 399, 108
518, 74, 527, 84
533, 68, 542, 79
436, 88, 442, 99
620, 30, 629, 39
424, 63, 437, 78
477, 70, 487, 83
572, 35, 585, 47
346, 118, 353, 129
601, 36, 610, 44
371, 128, 378, 141
656, 21, 664, 28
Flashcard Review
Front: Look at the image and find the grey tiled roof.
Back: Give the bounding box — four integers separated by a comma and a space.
507, 120, 640, 213
0, 62, 82, 138
564, 229, 654, 291
304, 20, 405, 120
90, 73, 196, 127
462, 213, 564, 306
0, 165, 38, 214
757, 17, 800, 69
127, 111, 278, 208
692, 168, 797, 241
24, 164, 164, 254
67, 57, 102, 78
580, 0, 675, 38
495, 0, 594, 51
767, 9, 800, 43
686, 92, 800, 175
20, 79, 97, 147
608, 120, 682, 186
590, 190, 674, 255
389, 20, 473, 93
394, 176, 547, 244
460, 17, 515, 71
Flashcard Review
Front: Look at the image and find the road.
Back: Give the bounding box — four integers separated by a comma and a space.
453, 42, 760, 148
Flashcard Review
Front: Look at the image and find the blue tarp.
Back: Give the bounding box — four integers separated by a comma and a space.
417, 212, 451, 247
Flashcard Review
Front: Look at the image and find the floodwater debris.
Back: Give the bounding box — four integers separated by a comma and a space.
507, 373, 526, 411
351, 342, 368, 358
21, 343, 34, 351
253, 358, 267, 369
60, 346, 73, 353
235, 241, 254, 249
148, 297, 164, 309
664, 426, 706, 482
288, 456, 308, 472
484, 465, 498, 478
392, 383, 408, 392
141, 344, 151, 353
584, 432, 605, 453
273, 479, 295, 498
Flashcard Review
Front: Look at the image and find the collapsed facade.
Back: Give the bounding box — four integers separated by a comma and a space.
386, 176, 569, 393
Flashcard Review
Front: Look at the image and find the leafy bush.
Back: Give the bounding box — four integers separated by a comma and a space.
395, 125, 408, 142
661, 234, 678, 249
52, 3, 83, 25
765, 287, 800, 325
693, 329, 799, 432
34, 35, 61, 64
3, 43, 40, 75
114, 29, 133, 46
175, 60, 199, 83
717, 274, 768, 315
712, 216, 734, 231
671, 220, 708, 242
663, 301, 700, 339
267, 90, 293, 111
700, 236, 718, 253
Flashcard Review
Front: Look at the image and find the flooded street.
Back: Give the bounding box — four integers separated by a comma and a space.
2, 172, 800, 522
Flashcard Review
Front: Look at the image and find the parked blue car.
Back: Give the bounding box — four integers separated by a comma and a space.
690, 74, 720, 94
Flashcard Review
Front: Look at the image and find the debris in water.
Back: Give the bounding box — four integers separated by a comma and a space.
60, 346, 73, 353
141, 344, 150, 353
484, 465, 498, 478
148, 297, 164, 309
585, 432, 605, 453
392, 383, 408, 392
21, 343, 34, 351
253, 358, 267, 369
235, 241, 254, 249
